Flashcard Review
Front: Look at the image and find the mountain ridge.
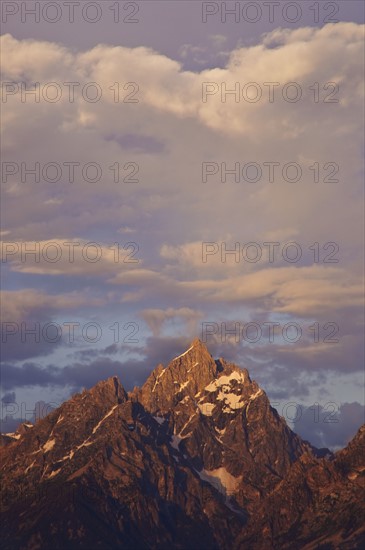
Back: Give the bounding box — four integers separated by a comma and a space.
1, 339, 364, 549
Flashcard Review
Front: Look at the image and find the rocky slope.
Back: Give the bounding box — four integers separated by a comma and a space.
134, 338, 310, 509
0, 339, 364, 549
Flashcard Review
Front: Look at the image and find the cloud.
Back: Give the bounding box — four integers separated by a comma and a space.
2, 24, 364, 139
141, 307, 203, 336
0, 331, 188, 392
179, 44, 208, 63
1, 392, 16, 404
110, 262, 364, 320
0, 289, 106, 361
1, 239, 140, 276
0, 335, 194, 394
1, 289, 104, 320
293, 402, 365, 450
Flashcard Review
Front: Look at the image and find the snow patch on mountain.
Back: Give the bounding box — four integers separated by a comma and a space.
187, 362, 199, 372
197, 467, 242, 494
92, 405, 118, 434
25, 460, 36, 473
61, 438, 94, 462
43, 438, 56, 452
5, 433, 21, 440
178, 414, 197, 436
172, 345, 194, 361
215, 427, 226, 435
202, 372, 247, 414
205, 371, 246, 392
47, 468, 62, 479
249, 389, 263, 400
76, 440, 94, 451
62, 450, 75, 460
152, 369, 166, 392
246, 389, 264, 412
198, 402, 215, 416
153, 416, 166, 425
170, 435, 182, 450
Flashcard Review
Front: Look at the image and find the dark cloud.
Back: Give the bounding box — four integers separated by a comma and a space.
198, 332, 364, 389
70, 343, 121, 361
293, 402, 365, 450
1, 357, 155, 395
1, 336, 195, 393
1, 392, 16, 404
1, 335, 360, 406
1, 318, 64, 362
1, 362, 59, 390
124, 335, 194, 369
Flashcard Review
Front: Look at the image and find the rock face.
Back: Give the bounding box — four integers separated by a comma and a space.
135, 338, 308, 508
0, 339, 364, 549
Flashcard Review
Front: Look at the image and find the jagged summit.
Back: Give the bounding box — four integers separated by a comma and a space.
69, 375, 128, 408
137, 339, 255, 417
133, 340, 309, 489
174, 337, 208, 354
170, 337, 213, 363
138, 338, 221, 413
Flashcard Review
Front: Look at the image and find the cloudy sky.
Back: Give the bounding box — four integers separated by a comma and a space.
1, 1, 364, 449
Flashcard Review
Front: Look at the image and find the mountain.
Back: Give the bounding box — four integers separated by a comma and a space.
0, 339, 364, 549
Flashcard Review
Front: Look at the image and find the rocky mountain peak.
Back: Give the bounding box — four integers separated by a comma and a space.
191, 336, 206, 347
0, 339, 364, 550
137, 339, 219, 413
137, 339, 258, 418
88, 375, 127, 405
134, 340, 308, 498
170, 337, 214, 366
